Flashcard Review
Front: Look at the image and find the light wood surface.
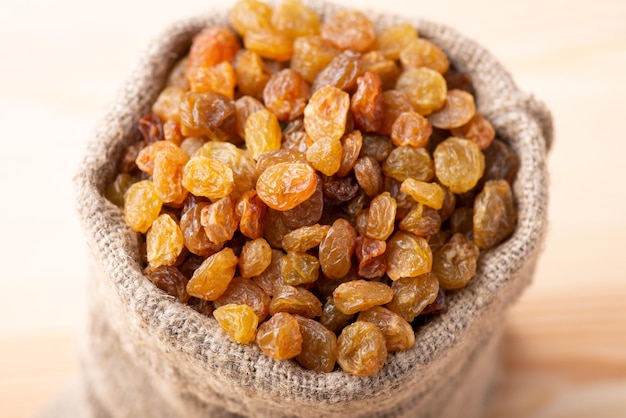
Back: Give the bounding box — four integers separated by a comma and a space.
1, 0, 625, 417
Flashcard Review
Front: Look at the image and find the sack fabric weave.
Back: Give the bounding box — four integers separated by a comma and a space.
53, 1, 552, 417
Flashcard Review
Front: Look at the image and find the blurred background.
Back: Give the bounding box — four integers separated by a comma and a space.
0, 0, 624, 417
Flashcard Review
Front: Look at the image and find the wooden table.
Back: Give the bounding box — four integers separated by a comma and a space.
1, 0, 625, 417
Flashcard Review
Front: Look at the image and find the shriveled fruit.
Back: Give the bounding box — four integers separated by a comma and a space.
360, 51, 401, 91
353, 156, 383, 197
278, 178, 324, 229
432, 233, 480, 290
186, 248, 238, 301
181, 202, 222, 257
333, 280, 394, 315
360, 134, 394, 162
291, 36, 340, 83
179, 92, 235, 136
400, 178, 443, 210
230, 0, 272, 36
200, 197, 239, 243
355, 236, 386, 279
399, 38, 450, 74
256, 163, 318, 211
311, 50, 363, 93
256, 148, 307, 173
252, 249, 284, 296
256, 312, 302, 360
238, 238, 272, 278
390, 111, 432, 148
399, 205, 441, 238
152, 87, 185, 123
281, 252, 320, 285
350, 72, 384, 133
318, 219, 356, 279
195, 141, 258, 199
235, 50, 270, 100
263, 69, 311, 122
336, 128, 363, 177
371, 24, 418, 60
320, 10, 375, 52
434, 137, 485, 194
152, 145, 189, 205
136, 140, 179, 176
473, 180, 517, 250
214, 304, 259, 344
188, 61, 236, 99
304, 86, 350, 142
382, 146, 434, 182
186, 27, 241, 76
323, 176, 359, 206
357, 306, 415, 351
295, 316, 337, 372
244, 108, 282, 159
482, 139, 519, 185
396, 67, 447, 116
236, 190, 267, 239
320, 296, 355, 333
451, 112, 495, 149
263, 208, 293, 249
244, 29, 293, 62
271, 0, 320, 40
124, 180, 163, 233
386, 272, 439, 322
428, 89, 476, 129
146, 214, 184, 268
214, 277, 271, 321
386, 231, 432, 281
282, 224, 330, 253
337, 321, 387, 377
379, 90, 414, 136
365, 192, 397, 240
145, 266, 190, 303
306, 135, 342, 176
450, 206, 474, 237
269, 285, 323, 318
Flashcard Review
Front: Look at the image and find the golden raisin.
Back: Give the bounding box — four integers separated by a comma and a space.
399, 205, 441, 238
244, 29, 294, 62
336, 130, 363, 177
291, 36, 340, 83
337, 321, 387, 377
282, 223, 330, 253
230, 0, 272, 36
281, 252, 320, 286
152, 145, 189, 205
252, 249, 284, 296
357, 306, 415, 351
451, 112, 495, 149
306, 135, 342, 176
236, 190, 267, 239
214, 277, 271, 321
179, 92, 235, 137
244, 108, 283, 159
263, 69, 311, 122
146, 214, 185, 268
428, 89, 476, 129
182, 156, 235, 199
188, 61, 236, 99
269, 285, 323, 318
432, 233, 480, 290
294, 315, 337, 372
360, 51, 401, 91
136, 141, 179, 176
238, 238, 272, 279
318, 219, 357, 279
200, 197, 239, 243
399, 38, 450, 74
334, 280, 393, 315
180, 201, 224, 257
256, 163, 318, 211
386, 272, 439, 322
311, 50, 363, 93
400, 178, 444, 210
433, 137, 485, 194
365, 192, 397, 240
473, 180, 517, 250
386, 231, 433, 281
350, 72, 384, 133
256, 312, 303, 360
390, 111, 432, 148
382, 146, 434, 182
186, 26, 241, 76
271, 0, 320, 40
213, 304, 259, 344
235, 50, 270, 100
152, 87, 185, 123
320, 10, 375, 52
371, 24, 418, 60
304, 85, 350, 142
320, 296, 354, 334
396, 67, 447, 116
124, 180, 163, 233
186, 248, 238, 301
278, 177, 324, 229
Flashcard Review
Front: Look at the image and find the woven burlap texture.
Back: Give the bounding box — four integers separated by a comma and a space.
67, 1, 552, 417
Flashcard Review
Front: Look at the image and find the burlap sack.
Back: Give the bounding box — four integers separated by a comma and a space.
54, 1, 553, 417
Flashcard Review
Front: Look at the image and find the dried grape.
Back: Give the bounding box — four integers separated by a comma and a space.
214, 304, 259, 344
124, 180, 163, 233
256, 312, 303, 360
473, 180, 517, 250
357, 306, 415, 351
386, 272, 439, 322
337, 321, 387, 377
186, 248, 238, 301
432, 233, 479, 290
238, 238, 272, 279
386, 231, 432, 281
428, 89, 476, 130
263, 69, 310, 122
396, 67, 447, 116
145, 265, 190, 303
399, 38, 450, 74
434, 137, 485, 194
333, 280, 393, 315
304, 86, 350, 142
146, 214, 184, 268
214, 277, 271, 321
294, 315, 337, 372
269, 285, 323, 318
320, 10, 375, 52
256, 163, 318, 211
318, 219, 356, 279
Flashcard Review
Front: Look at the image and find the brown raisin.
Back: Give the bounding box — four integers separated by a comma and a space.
428, 89, 476, 130
473, 180, 517, 250
318, 219, 356, 279
278, 177, 324, 229
355, 236, 387, 279
294, 315, 337, 372
311, 50, 363, 93
451, 112, 495, 149
336, 130, 363, 177
263, 69, 311, 122
357, 306, 415, 351
350, 72, 384, 133
236, 190, 267, 239
432, 233, 480, 290
353, 156, 383, 197
145, 265, 190, 303
214, 277, 271, 322
252, 249, 284, 296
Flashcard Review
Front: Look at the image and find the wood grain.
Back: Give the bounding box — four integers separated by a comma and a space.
1, 0, 625, 417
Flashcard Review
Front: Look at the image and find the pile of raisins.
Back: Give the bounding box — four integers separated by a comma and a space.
107, 0, 519, 377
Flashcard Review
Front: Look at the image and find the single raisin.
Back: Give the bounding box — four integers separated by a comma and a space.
434, 137, 485, 194
145, 265, 190, 303
213, 304, 259, 344
382, 146, 434, 182
399, 38, 450, 74
294, 315, 337, 372
186, 248, 238, 301
318, 219, 357, 279
269, 285, 323, 318
256, 312, 302, 360
473, 180, 517, 250
355, 237, 387, 279
255, 163, 318, 211
146, 214, 185, 268
350, 72, 384, 133
428, 89, 476, 130
236, 190, 267, 239
281, 252, 320, 286
396, 67, 447, 116
263, 69, 311, 122
238, 238, 272, 279
357, 306, 415, 351
304, 85, 350, 142
337, 321, 387, 377
390, 111, 432, 148
320, 10, 375, 52
386, 231, 432, 281
282, 224, 330, 253
311, 50, 363, 93
432, 233, 480, 290
365, 192, 397, 240
386, 272, 439, 322
123, 180, 163, 233
214, 277, 271, 321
